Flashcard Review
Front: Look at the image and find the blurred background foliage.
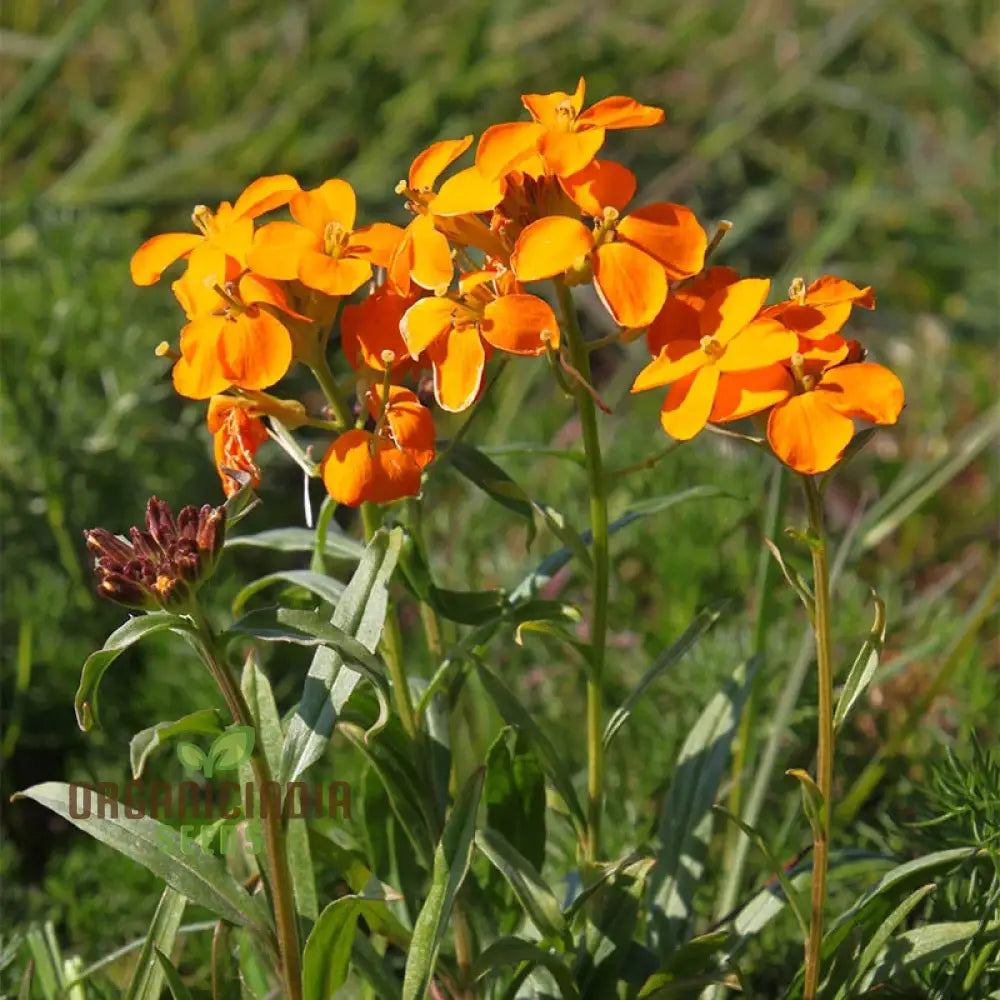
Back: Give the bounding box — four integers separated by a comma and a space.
1, 0, 997, 990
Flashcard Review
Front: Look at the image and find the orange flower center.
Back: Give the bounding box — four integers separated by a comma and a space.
789, 352, 818, 392
553, 99, 579, 132
323, 221, 349, 258
191, 205, 216, 236
699, 335, 725, 360
788, 276, 807, 306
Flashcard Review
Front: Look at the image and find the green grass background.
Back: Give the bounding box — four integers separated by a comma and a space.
1, 0, 997, 988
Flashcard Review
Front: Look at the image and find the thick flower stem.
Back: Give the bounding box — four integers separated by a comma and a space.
188, 611, 302, 1000
802, 475, 834, 1000
556, 281, 610, 865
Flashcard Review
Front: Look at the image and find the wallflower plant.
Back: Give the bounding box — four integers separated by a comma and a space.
24, 77, 971, 1000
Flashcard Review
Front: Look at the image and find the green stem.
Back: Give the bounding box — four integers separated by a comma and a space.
360, 501, 418, 740
308, 356, 353, 428
556, 281, 609, 865
188, 609, 302, 1000
802, 476, 834, 1000
408, 499, 444, 661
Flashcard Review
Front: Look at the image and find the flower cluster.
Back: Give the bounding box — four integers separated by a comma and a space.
132, 77, 903, 503
84, 497, 225, 610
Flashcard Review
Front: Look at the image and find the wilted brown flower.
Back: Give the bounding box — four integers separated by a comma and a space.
84, 497, 225, 610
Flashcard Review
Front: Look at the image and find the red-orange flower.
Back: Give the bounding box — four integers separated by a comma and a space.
477, 77, 664, 180
130, 175, 300, 285
207, 396, 271, 497
248, 179, 401, 296
321, 386, 435, 506
341, 283, 422, 376
763, 357, 904, 474
631, 278, 798, 440
764, 275, 875, 341
512, 203, 706, 329
400, 270, 559, 412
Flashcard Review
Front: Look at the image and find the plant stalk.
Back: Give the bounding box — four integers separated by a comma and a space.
556, 281, 610, 864
189, 611, 302, 1000
802, 476, 834, 1000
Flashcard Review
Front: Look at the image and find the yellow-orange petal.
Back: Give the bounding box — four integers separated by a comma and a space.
409, 136, 474, 191
617, 203, 707, 280
538, 127, 606, 177
217, 311, 293, 391
817, 362, 904, 425
298, 251, 372, 296
212, 216, 255, 266
593, 241, 667, 329
173, 317, 231, 399
231, 174, 301, 220
408, 213, 455, 291
577, 95, 664, 130
248, 221, 319, 280
806, 275, 875, 309
480, 293, 559, 356
428, 327, 487, 412
777, 301, 853, 341
432, 167, 507, 216
560, 159, 637, 217
370, 444, 423, 504
322, 429, 377, 506
766, 393, 855, 474
799, 332, 851, 365
237, 273, 311, 320
511, 216, 593, 282
130, 232, 202, 285
348, 222, 405, 268
207, 395, 238, 433
646, 267, 741, 355
387, 229, 415, 296
718, 320, 798, 372
290, 178, 357, 235
521, 78, 586, 127
700, 278, 771, 345
476, 122, 546, 180
378, 386, 436, 466
660, 364, 721, 441
342, 286, 416, 371
631, 339, 704, 392
710, 367, 794, 422
400, 296, 457, 358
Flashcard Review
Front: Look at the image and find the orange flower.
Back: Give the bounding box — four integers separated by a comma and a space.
207, 396, 271, 497
645, 266, 740, 355
400, 270, 559, 412
477, 77, 664, 180
631, 278, 798, 440
764, 275, 875, 341
321, 386, 435, 506
170, 261, 308, 399
763, 357, 904, 474
247, 179, 401, 296
511, 203, 706, 328
341, 283, 422, 376
130, 175, 300, 285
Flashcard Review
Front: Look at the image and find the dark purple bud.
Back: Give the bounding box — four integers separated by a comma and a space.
177, 505, 200, 540
145, 497, 178, 551
196, 506, 226, 561
84, 528, 134, 565
96, 571, 157, 611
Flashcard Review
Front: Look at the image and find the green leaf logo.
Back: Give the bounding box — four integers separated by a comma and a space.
175, 726, 255, 777
176, 741, 207, 772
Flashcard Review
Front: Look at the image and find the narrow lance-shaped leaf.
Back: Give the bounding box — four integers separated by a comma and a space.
301, 898, 364, 1000
75, 613, 193, 731
279, 527, 402, 783
153, 949, 194, 1000
13, 783, 271, 933
225, 526, 364, 561
403, 768, 485, 1000
471, 937, 579, 1000
130, 709, 224, 779
124, 888, 186, 1000
649, 657, 758, 952
833, 590, 886, 732
231, 569, 346, 617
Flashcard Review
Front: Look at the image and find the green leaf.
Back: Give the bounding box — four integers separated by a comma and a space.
225, 525, 364, 560
603, 599, 732, 749
240, 653, 318, 923
833, 590, 886, 732
302, 898, 363, 1000
17, 962, 32, 1000
175, 742, 207, 772
649, 657, 758, 952
153, 948, 194, 1000
75, 612, 193, 730
637, 931, 731, 996
280, 527, 403, 783
763, 537, 815, 617
124, 888, 186, 1000
25, 923, 61, 999
474, 659, 587, 834
786, 767, 825, 839
231, 569, 345, 617
475, 827, 566, 941
130, 709, 224, 779
222, 478, 260, 529
865, 918, 1000, 982
471, 937, 579, 1000
484, 728, 546, 872
440, 440, 535, 541
531, 500, 592, 572
205, 726, 255, 776
351, 932, 403, 1000
13, 782, 271, 932
402, 768, 485, 1000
